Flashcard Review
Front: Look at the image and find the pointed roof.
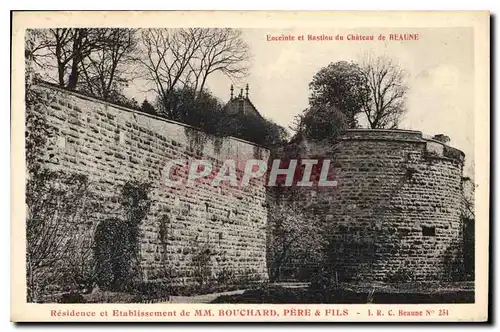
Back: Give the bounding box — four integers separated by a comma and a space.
224, 84, 264, 119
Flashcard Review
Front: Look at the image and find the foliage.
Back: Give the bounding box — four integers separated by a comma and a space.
119, 181, 152, 225
266, 203, 326, 282
463, 198, 474, 221
190, 237, 214, 288
157, 87, 225, 130
442, 242, 465, 282
308, 61, 369, 128
219, 110, 289, 147
293, 104, 348, 142
385, 264, 417, 283
25, 87, 53, 172
65, 238, 100, 295
462, 217, 475, 280
26, 168, 99, 302
216, 267, 236, 286
263, 120, 290, 146
105, 91, 140, 110
449, 175, 474, 281
25, 38, 54, 172
93, 218, 133, 291
157, 214, 170, 266
309, 267, 340, 292
291, 61, 365, 141
156, 86, 288, 147
93, 181, 151, 292
293, 56, 410, 141
321, 224, 387, 283
432, 134, 451, 144
140, 99, 157, 115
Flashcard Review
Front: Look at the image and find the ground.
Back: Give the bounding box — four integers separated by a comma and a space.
209, 281, 474, 304
62, 281, 474, 304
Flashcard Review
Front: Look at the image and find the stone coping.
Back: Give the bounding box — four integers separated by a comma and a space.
35, 81, 270, 150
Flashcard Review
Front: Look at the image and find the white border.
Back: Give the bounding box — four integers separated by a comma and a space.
3, 2, 497, 332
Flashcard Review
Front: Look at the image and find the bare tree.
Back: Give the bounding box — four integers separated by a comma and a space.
26, 169, 98, 302
79, 29, 139, 99
25, 29, 54, 73
187, 28, 250, 97
139, 28, 202, 115
138, 28, 250, 116
27, 28, 107, 90
267, 202, 326, 282
360, 56, 409, 129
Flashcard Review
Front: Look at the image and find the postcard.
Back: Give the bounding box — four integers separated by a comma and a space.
11, 10, 490, 322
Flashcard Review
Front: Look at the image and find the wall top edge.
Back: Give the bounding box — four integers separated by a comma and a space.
34, 81, 270, 151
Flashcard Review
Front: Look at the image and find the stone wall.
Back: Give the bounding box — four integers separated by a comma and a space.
275, 130, 465, 282
31, 83, 270, 287
30, 83, 467, 287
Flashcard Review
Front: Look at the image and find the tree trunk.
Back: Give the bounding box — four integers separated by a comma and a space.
67, 59, 79, 90
67, 31, 83, 90
57, 62, 65, 87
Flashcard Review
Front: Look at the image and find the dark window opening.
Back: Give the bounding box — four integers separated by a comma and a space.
422, 226, 436, 237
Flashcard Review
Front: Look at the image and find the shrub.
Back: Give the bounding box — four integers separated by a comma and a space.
26, 168, 99, 302
443, 243, 465, 282
191, 238, 214, 288
216, 267, 236, 286
385, 265, 417, 283
59, 292, 85, 303
266, 203, 326, 282
93, 218, 135, 291
93, 180, 152, 292
310, 268, 340, 292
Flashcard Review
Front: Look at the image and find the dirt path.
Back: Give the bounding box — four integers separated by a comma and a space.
165, 289, 247, 303
163, 282, 310, 303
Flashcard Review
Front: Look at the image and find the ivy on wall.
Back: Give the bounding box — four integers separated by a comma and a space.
93, 181, 152, 291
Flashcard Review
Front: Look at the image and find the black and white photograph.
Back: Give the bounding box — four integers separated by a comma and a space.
11, 11, 489, 322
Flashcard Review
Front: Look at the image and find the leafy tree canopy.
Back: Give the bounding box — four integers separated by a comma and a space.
156, 87, 289, 147
309, 61, 369, 129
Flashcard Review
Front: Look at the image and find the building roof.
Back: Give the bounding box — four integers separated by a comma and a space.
224, 84, 263, 119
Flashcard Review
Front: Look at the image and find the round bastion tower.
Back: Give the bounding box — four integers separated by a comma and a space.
282, 129, 465, 282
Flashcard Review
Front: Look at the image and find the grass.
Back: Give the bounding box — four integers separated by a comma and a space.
52, 281, 474, 304
211, 283, 474, 304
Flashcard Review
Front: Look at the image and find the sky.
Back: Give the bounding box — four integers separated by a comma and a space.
125, 27, 475, 175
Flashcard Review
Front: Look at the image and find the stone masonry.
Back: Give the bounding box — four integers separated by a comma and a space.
30, 83, 466, 287
32, 83, 270, 287
275, 130, 465, 282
